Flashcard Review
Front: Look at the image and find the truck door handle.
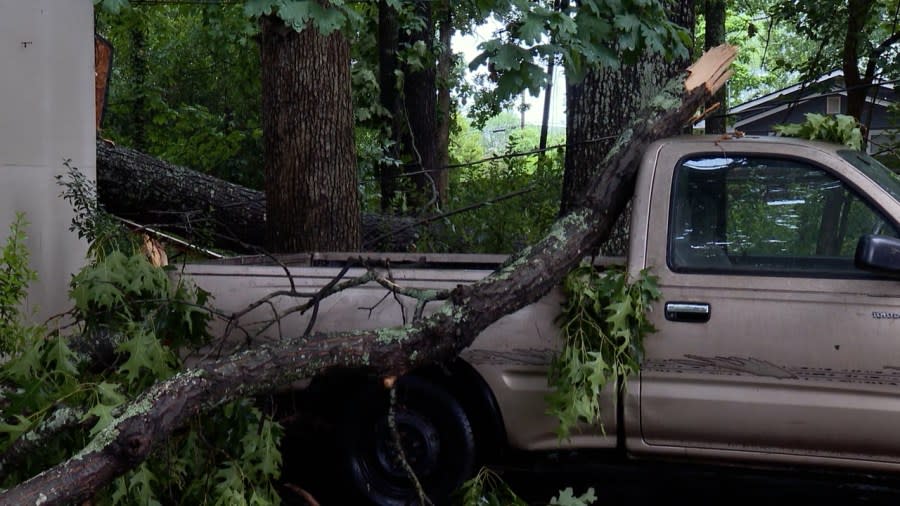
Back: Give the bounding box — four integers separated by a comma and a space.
665, 302, 711, 323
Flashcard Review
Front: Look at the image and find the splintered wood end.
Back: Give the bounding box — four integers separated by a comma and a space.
685, 44, 738, 94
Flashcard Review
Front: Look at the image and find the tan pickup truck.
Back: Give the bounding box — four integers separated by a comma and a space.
179, 135, 900, 504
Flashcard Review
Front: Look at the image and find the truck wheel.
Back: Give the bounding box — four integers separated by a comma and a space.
340, 376, 476, 505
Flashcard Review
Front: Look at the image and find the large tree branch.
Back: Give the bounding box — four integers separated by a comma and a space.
864, 30, 900, 84
1, 45, 735, 506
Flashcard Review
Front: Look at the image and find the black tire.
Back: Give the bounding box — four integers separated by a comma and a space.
339, 376, 476, 505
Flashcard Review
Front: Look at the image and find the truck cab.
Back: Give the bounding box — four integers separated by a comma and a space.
629, 135, 900, 471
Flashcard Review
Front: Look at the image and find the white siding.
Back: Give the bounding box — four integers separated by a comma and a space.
0, 0, 94, 320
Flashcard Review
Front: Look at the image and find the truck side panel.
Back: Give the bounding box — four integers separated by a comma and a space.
631, 137, 900, 474
177, 259, 619, 451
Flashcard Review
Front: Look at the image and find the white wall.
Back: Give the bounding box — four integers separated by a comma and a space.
0, 0, 94, 321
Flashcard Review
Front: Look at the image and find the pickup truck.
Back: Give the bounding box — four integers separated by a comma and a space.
179, 135, 900, 505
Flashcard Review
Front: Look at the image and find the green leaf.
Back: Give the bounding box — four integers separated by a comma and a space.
243, 0, 277, 18
84, 382, 126, 436
128, 464, 162, 506
45, 335, 81, 379
550, 487, 598, 506
309, 2, 346, 35
547, 265, 660, 439
116, 329, 176, 384
0, 415, 32, 443
613, 13, 641, 32
775, 113, 864, 150
94, 0, 131, 14
517, 16, 546, 44
276, 1, 312, 31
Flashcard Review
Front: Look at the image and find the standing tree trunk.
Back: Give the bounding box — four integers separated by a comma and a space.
435, 0, 453, 205
561, 0, 694, 254
378, 0, 403, 212
260, 14, 360, 253
842, 0, 874, 123
129, 17, 148, 151
399, 0, 439, 210
539, 55, 556, 151
379, 0, 440, 213
704, 0, 727, 134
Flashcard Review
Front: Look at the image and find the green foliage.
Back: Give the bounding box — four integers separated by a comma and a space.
94, 0, 129, 14
456, 467, 527, 506
550, 487, 598, 506
695, 6, 809, 106
467, 0, 689, 121
96, 3, 264, 189
547, 264, 660, 439
244, 0, 360, 35
56, 161, 132, 254
0, 213, 38, 354
419, 121, 564, 253
774, 113, 865, 150
70, 251, 210, 348
456, 466, 596, 506
770, 0, 899, 79
0, 190, 280, 503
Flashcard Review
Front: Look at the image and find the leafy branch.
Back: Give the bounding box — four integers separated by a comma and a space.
546, 263, 660, 439
774, 112, 865, 150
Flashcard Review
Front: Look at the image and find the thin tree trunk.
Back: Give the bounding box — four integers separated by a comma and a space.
260, 14, 360, 253
539, 56, 555, 151
435, 0, 453, 205
842, 0, 874, 123
378, 0, 403, 212
704, 0, 727, 134
130, 20, 147, 151
399, 0, 439, 210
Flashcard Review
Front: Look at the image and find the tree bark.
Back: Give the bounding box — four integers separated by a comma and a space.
379, 0, 440, 212
842, 0, 874, 123
0, 46, 735, 505
378, 0, 404, 212
435, 0, 453, 205
96, 141, 418, 252
96, 140, 266, 248
399, 0, 439, 210
561, 0, 694, 255
539, 55, 556, 151
260, 14, 360, 253
129, 18, 148, 151
704, 0, 727, 134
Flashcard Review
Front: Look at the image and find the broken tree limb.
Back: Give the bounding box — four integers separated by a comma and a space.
95, 142, 421, 251
0, 45, 735, 506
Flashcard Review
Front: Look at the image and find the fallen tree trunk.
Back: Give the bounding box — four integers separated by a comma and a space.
96, 141, 266, 248
95, 143, 420, 251
1, 45, 735, 506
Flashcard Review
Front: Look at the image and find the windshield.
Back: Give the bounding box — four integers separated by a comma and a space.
838, 150, 900, 203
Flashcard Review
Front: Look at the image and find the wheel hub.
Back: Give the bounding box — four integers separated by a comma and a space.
374, 409, 441, 479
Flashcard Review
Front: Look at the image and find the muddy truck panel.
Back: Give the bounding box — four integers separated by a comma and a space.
628, 136, 900, 474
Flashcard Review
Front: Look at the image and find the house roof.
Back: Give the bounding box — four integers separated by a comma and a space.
696, 70, 897, 131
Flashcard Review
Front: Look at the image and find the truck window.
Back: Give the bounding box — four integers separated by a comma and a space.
669, 156, 899, 277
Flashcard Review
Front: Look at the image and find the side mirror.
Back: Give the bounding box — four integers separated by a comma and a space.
855, 235, 900, 277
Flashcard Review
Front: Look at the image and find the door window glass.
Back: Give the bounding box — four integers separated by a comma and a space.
669, 156, 899, 275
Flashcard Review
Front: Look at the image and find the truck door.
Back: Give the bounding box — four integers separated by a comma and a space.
637, 146, 900, 467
